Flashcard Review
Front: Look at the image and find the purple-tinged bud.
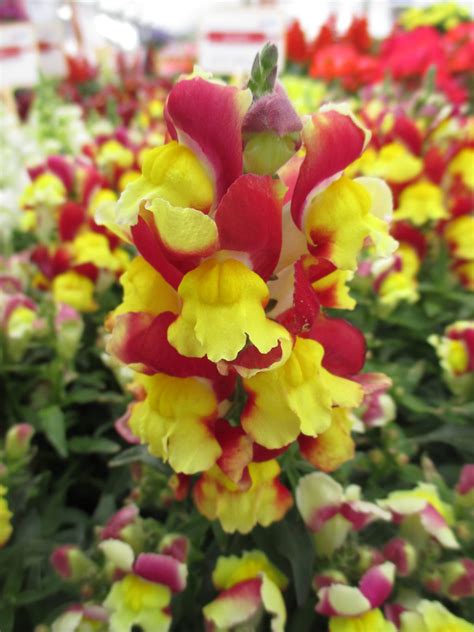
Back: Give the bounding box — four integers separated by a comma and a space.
133, 553, 187, 593
456, 464, 474, 508
50, 545, 95, 581
159, 534, 190, 563
383, 538, 417, 577
441, 559, 474, 600
5, 424, 34, 460
242, 83, 302, 175
100, 505, 139, 541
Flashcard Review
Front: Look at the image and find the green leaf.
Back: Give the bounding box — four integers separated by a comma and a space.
414, 425, 474, 458
68, 437, 120, 454
38, 405, 68, 457
108, 445, 169, 471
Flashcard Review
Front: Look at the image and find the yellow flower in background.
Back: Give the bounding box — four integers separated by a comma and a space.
400, 600, 474, 632
53, 271, 97, 312
330, 609, 396, 632
345, 146, 378, 178
395, 181, 447, 226
444, 215, 474, 261
71, 232, 121, 272
398, 243, 421, 277
449, 148, 474, 189
378, 270, 419, 307
0, 486, 13, 548
280, 75, 326, 115
20, 173, 66, 208
369, 142, 423, 183
96, 139, 134, 170
88, 188, 117, 218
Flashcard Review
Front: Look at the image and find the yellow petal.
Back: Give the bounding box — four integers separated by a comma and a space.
168, 257, 289, 363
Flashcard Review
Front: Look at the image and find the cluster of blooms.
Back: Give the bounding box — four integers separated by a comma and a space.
338, 86, 474, 307
0, 424, 35, 549
47, 504, 188, 632
295, 464, 474, 631
285, 5, 473, 105
101, 45, 398, 534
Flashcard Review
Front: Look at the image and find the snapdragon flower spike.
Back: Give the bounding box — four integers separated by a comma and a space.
316, 562, 396, 617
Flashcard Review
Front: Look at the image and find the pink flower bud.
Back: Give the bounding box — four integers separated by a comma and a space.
159, 534, 189, 563
133, 553, 187, 593
313, 570, 347, 591
383, 537, 417, 577
441, 559, 474, 599
5, 424, 34, 460
50, 545, 95, 581
456, 465, 474, 507
100, 505, 139, 541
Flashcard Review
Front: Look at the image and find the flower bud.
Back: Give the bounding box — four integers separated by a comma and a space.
50, 545, 95, 581
441, 559, 474, 600
383, 537, 417, 577
313, 569, 347, 591
159, 533, 190, 563
422, 568, 443, 594
55, 303, 84, 361
243, 83, 302, 175
456, 464, 474, 508
357, 545, 385, 573
5, 424, 34, 460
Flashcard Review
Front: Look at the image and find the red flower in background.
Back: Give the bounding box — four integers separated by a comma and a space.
65, 54, 97, 84
285, 19, 308, 64
343, 15, 372, 52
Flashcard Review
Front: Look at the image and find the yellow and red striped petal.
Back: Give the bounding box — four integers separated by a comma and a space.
193, 460, 292, 534
146, 198, 219, 260
166, 77, 252, 203
299, 408, 355, 472
292, 105, 370, 228
242, 337, 363, 449
116, 142, 214, 226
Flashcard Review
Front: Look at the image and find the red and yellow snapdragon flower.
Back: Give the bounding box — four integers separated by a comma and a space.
102, 48, 395, 533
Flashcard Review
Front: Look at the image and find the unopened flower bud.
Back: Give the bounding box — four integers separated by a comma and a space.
357, 545, 385, 573
313, 569, 347, 591
456, 465, 474, 508
55, 303, 84, 361
441, 559, 474, 600
50, 545, 95, 581
159, 534, 190, 563
5, 424, 34, 460
383, 538, 417, 577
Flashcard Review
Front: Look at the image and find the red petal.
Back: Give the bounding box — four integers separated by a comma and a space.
215, 174, 283, 280
109, 311, 222, 379
291, 109, 367, 227
165, 77, 250, 203
303, 314, 366, 377
59, 202, 85, 241
131, 213, 183, 289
